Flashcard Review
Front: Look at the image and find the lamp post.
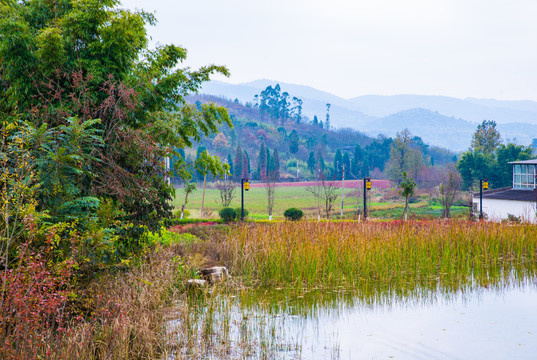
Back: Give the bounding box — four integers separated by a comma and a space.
479, 178, 488, 220
363, 178, 372, 220
241, 178, 249, 221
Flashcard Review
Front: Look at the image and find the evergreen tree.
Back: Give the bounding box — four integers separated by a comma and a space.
325, 103, 331, 131
266, 146, 271, 175
242, 151, 249, 179
273, 148, 280, 179
289, 130, 299, 155
233, 145, 243, 182
227, 153, 234, 178
343, 152, 351, 178
307, 151, 316, 175
313, 115, 319, 127
257, 140, 267, 179
334, 149, 343, 180
244, 150, 251, 174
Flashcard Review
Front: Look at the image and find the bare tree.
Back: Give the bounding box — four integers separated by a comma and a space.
215, 180, 236, 208
180, 183, 196, 219
264, 171, 277, 220
439, 168, 462, 218
306, 172, 339, 219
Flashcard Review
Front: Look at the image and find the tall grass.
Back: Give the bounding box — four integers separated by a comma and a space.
220, 221, 537, 300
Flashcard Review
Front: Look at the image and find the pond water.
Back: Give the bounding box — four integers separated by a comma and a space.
171, 281, 537, 359
269, 283, 537, 359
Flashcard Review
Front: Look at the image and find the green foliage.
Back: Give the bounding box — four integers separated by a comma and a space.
471, 120, 501, 155
0, 0, 231, 229
219, 207, 237, 222
284, 208, 304, 221
399, 171, 416, 218
234, 208, 249, 220
386, 129, 424, 182
146, 229, 198, 246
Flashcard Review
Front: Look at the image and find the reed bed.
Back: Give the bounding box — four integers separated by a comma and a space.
220, 221, 537, 300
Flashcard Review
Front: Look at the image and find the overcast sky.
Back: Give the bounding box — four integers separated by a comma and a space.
121, 0, 537, 101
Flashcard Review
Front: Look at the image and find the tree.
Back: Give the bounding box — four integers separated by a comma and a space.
313, 115, 319, 127
306, 173, 339, 219
439, 168, 461, 218
307, 151, 316, 175
272, 148, 280, 180
241, 151, 249, 179
386, 129, 424, 182
457, 151, 496, 189
215, 180, 236, 208
471, 120, 501, 155
227, 153, 234, 179
325, 103, 331, 131
233, 145, 244, 182
257, 140, 267, 179
292, 97, 303, 124
495, 143, 533, 187
351, 144, 369, 178
289, 130, 299, 155
0, 0, 231, 228
334, 149, 343, 180
343, 152, 351, 178
264, 171, 277, 220
399, 171, 416, 219
180, 183, 197, 219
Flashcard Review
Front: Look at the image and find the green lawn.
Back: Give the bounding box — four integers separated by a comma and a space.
172, 183, 470, 220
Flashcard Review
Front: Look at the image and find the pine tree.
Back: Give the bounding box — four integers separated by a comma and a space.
334, 149, 343, 180
227, 153, 234, 177
307, 151, 316, 175
257, 140, 267, 179
325, 103, 331, 131
242, 151, 249, 179
273, 148, 280, 180
233, 145, 243, 182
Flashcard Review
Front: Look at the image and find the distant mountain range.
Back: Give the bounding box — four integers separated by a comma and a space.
200, 80, 537, 151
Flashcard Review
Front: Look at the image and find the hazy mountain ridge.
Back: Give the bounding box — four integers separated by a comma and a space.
200, 80, 537, 151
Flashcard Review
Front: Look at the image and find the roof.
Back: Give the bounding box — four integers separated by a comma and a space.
508, 159, 537, 165
474, 187, 537, 201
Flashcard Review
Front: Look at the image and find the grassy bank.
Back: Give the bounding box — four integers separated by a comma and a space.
217, 221, 537, 298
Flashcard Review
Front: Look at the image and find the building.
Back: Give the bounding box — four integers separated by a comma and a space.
473, 159, 537, 222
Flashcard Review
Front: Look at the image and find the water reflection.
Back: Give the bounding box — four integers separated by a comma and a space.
169, 279, 537, 359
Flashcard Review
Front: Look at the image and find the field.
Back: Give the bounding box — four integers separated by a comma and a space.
172, 180, 469, 220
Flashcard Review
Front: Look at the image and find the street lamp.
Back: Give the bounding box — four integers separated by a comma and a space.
479, 178, 488, 220
241, 178, 249, 221
363, 178, 372, 220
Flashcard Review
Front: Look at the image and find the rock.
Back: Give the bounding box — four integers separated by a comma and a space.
200, 266, 229, 283
187, 279, 207, 288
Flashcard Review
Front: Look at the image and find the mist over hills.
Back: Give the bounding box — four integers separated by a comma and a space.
200, 80, 537, 152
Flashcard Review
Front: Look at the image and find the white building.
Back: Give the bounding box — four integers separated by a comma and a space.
472, 159, 537, 222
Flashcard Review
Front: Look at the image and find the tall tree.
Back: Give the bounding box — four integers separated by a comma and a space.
241, 151, 249, 179
307, 151, 316, 175
471, 120, 501, 155
386, 129, 424, 182
325, 103, 331, 131
272, 148, 280, 180
0, 0, 231, 227
233, 145, 244, 182
343, 152, 351, 178
334, 149, 343, 180
257, 140, 267, 179
227, 153, 234, 178
289, 130, 299, 155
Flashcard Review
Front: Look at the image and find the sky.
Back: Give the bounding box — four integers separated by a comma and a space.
121, 0, 537, 101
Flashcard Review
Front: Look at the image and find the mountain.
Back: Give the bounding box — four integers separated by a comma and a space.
362, 109, 473, 151
348, 95, 537, 124
199, 80, 537, 151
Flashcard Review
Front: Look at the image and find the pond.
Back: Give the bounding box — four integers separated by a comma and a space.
169, 280, 537, 359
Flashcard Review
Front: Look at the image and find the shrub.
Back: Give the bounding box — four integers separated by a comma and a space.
219, 208, 237, 222
234, 208, 249, 220
284, 208, 304, 221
